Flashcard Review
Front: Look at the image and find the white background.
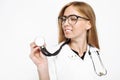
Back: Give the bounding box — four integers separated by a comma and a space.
0, 0, 120, 80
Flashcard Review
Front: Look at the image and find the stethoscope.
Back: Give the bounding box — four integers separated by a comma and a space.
35, 36, 107, 76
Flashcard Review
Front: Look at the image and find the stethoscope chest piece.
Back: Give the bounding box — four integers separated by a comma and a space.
34, 36, 45, 47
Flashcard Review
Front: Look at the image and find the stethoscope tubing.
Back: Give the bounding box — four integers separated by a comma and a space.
40, 39, 70, 56
88, 46, 107, 76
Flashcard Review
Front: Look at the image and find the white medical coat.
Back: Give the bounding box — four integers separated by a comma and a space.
47, 44, 107, 80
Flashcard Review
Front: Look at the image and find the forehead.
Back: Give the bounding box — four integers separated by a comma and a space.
64, 5, 82, 16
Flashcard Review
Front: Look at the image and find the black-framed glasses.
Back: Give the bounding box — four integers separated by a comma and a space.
58, 15, 90, 25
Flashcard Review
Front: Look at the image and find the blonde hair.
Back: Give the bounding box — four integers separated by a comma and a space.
58, 1, 100, 49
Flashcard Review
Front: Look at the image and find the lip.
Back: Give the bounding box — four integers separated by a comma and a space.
64, 27, 72, 30
64, 28, 72, 33
65, 29, 71, 31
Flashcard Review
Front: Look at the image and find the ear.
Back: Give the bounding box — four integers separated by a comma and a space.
86, 21, 91, 30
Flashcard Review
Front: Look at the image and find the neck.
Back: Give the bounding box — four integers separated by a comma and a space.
69, 38, 87, 57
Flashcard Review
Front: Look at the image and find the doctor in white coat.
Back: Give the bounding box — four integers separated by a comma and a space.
30, 1, 107, 80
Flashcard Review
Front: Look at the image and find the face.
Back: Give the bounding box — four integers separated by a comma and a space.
62, 6, 91, 40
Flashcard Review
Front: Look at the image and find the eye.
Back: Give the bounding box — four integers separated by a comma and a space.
69, 16, 77, 21
61, 17, 66, 21
58, 16, 66, 24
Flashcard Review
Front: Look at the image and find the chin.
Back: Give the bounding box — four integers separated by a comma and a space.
65, 35, 72, 39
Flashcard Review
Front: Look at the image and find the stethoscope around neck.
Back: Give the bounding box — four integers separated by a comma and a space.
34, 36, 107, 76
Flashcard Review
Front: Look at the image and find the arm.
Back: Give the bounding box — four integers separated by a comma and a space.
37, 62, 50, 80
30, 42, 50, 80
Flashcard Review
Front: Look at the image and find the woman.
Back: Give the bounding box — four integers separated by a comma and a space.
30, 1, 106, 80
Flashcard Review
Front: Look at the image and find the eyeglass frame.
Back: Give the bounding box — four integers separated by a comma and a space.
58, 14, 90, 25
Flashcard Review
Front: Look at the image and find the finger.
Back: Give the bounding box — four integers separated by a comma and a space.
32, 47, 46, 58
30, 42, 38, 49
29, 47, 40, 60
29, 47, 46, 62
32, 46, 40, 54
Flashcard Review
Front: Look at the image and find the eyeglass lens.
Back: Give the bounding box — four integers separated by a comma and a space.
59, 15, 78, 25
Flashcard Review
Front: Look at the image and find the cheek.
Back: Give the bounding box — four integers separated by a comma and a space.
75, 22, 86, 31
73, 22, 88, 36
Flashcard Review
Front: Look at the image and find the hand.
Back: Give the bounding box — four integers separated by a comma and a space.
30, 42, 50, 80
29, 42, 48, 70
